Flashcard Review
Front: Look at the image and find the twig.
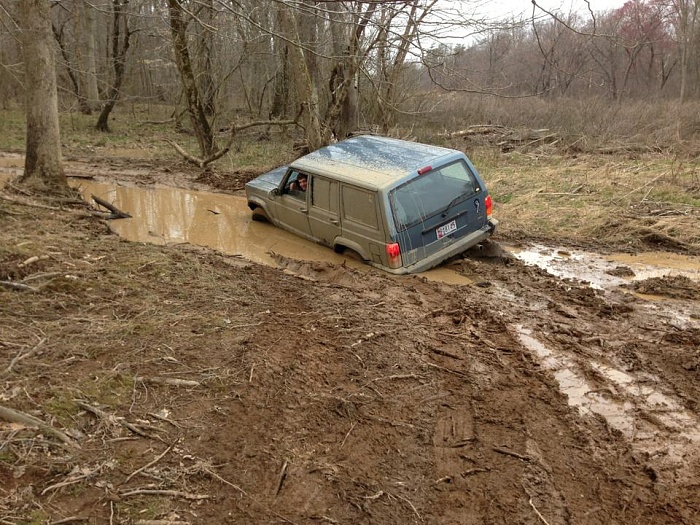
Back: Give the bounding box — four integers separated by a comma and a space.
18, 255, 49, 267
274, 460, 288, 496
76, 400, 153, 439
614, 174, 663, 203
135, 377, 201, 387
147, 412, 182, 429
119, 489, 209, 500
0, 404, 79, 449
391, 492, 423, 523
47, 517, 89, 524
41, 463, 106, 495
429, 347, 462, 360
5, 337, 46, 374
134, 521, 190, 525
201, 466, 298, 525
0, 280, 38, 292
492, 446, 530, 461
360, 373, 420, 390
422, 361, 469, 378
339, 421, 357, 449
529, 497, 552, 525
125, 441, 177, 483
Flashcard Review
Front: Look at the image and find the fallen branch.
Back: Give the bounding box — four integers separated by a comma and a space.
0, 192, 61, 211
1, 192, 97, 218
91, 195, 131, 219
0, 404, 79, 449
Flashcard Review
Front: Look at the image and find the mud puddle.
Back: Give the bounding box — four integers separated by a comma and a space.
72, 179, 476, 285
515, 325, 699, 481
509, 244, 700, 288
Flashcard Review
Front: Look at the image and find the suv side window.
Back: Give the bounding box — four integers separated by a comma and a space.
283, 170, 308, 199
342, 185, 378, 229
311, 176, 337, 212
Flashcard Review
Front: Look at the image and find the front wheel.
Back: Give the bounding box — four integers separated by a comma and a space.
251, 207, 270, 222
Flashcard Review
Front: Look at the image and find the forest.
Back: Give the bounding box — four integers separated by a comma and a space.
2, 0, 700, 165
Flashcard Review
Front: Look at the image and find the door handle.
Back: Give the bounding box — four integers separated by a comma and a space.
299, 207, 308, 213
330, 219, 339, 225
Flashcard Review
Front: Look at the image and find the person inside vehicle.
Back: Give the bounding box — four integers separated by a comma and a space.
290, 173, 308, 193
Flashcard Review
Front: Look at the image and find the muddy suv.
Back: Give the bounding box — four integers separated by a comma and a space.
245, 135, 497, 274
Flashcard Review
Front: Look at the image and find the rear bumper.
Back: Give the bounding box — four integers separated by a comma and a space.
382, 218, 498, 275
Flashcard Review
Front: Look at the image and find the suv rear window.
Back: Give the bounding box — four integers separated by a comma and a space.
390, 159, 481, 230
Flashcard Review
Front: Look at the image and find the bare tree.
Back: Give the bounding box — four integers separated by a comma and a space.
667, 0, 700, 101
96, 0, 133, 132
167, 0, 216, 157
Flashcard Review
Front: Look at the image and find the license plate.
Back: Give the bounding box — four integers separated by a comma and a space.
436, 219, 457, 239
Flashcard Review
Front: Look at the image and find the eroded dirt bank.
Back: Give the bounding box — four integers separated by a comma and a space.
1, 156, 699, 524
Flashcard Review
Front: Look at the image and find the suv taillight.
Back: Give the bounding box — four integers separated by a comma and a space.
386, 242, 402, 269
485, 195, 493, 217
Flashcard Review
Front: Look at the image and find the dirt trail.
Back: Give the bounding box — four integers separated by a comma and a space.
0, 155, 698, 524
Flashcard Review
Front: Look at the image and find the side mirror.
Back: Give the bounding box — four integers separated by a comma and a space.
269, 188, 279, 197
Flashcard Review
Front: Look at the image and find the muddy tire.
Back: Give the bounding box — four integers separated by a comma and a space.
251, 207, 270, 223
341, 248, 365, 263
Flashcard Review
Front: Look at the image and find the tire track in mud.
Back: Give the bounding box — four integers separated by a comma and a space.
446, 249, 700, 512
271, 253, 698, 524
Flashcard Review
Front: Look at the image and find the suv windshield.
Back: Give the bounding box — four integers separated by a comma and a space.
390, 160, 481, 230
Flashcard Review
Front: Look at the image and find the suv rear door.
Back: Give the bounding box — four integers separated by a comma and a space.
307, 175, 341, 247
390, 159, 486, 264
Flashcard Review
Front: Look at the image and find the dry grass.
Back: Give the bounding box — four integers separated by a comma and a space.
412, 94, 700, 154
470, 151, 700, 251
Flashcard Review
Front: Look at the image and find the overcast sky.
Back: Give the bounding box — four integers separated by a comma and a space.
487, 0, 628, 19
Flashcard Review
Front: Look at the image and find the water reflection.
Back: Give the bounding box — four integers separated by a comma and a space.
75, 180, 351, 269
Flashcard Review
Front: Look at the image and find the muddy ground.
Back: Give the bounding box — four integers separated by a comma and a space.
1, 153, 699, 525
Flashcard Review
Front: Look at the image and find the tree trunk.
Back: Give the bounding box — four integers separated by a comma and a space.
96, 0, 131, 132
167, 0, 215, 158
81, 0, 100, 111
198, 0, 216, 116
19, 0, 67, 195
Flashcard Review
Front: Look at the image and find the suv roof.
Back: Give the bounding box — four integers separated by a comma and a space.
291, 135, 456, 190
